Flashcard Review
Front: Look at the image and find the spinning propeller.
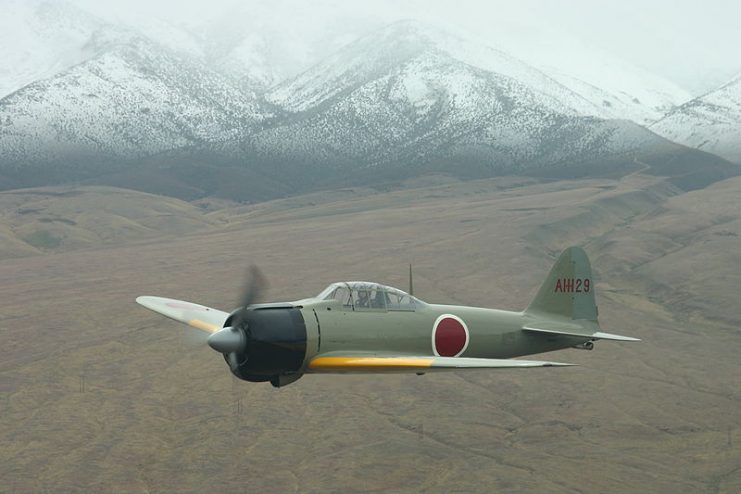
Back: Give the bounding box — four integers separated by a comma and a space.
207, 265, 268, 369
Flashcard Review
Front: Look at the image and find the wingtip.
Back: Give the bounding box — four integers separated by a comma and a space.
612, 335, 641, 342
136, 295, 162, 310
592, 331, 642, 342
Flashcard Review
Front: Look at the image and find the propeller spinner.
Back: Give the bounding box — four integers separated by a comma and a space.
207, 326, 245, 354
207, 265, 267, 362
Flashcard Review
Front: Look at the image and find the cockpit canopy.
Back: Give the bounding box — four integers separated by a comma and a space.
316, 282, 422, 311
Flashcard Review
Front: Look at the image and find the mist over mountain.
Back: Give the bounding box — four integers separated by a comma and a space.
257, 22, 708, 180
0, 35, 264, 163
0, 0, 111, 98
0, 1, 738, 201
651, 74, 741, 164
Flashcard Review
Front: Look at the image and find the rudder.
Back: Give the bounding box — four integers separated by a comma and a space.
525, 246, 597, 321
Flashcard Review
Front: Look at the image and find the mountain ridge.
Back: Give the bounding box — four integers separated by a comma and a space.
650, 75, 741, 164
0, 35, 266, 167
0, 16, 738, 201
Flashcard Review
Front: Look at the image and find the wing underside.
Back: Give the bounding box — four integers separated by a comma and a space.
307, 355, 574, 373
136, 296, 229, 333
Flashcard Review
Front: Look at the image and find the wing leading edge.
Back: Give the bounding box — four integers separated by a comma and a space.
307, 355, 574, 373
136, 296, 229, 333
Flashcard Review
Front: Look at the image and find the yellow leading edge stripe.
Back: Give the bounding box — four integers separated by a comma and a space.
187, 319, 220, 333
308, 357, 434, 370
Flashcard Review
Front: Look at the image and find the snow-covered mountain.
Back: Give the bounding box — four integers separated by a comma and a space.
245, 22, 738, 194
192, 2, 386, 92
650, 75, 741, 164
468, 26, 692, 125
0, 0, 116, 99
0, 2, 696, 121
0, 36, 265, 166
256, 22, 668, 176
0, 12, 736, 199
268, 22, 605, 117
267, 21, 692, 126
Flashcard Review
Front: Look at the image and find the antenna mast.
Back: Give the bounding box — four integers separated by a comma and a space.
409, 264, 414, 296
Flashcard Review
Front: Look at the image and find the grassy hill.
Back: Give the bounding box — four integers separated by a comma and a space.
1, 174, 740, 493
0, 186, 227, 258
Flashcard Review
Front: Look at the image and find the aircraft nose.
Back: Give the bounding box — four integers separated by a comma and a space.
207, 327, 245, 354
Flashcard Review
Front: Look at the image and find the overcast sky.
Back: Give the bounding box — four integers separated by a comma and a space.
73, 0, 741, 93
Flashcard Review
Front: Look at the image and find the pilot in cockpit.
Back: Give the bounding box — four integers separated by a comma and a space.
368, 289, 385, 309
355, 289, 370, 308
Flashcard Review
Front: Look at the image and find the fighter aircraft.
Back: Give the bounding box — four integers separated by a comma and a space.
136, 246, 639, 387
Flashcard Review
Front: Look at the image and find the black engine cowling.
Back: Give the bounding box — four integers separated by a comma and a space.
222, 306, 307, 384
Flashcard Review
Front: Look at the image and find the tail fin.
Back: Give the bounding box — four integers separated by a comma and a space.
526, 246, 598, 321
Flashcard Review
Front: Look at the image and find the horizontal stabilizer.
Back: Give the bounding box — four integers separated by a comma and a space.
136, 296, 229, 333
523, 325, 640, 342
307, 355, 575, 373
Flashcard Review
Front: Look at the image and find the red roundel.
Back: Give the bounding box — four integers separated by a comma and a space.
432, 315, 469, 357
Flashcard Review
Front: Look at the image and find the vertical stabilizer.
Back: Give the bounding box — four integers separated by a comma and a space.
525, 247, 598, 321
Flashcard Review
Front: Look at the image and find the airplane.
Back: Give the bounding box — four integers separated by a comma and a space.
136, 246, 639, 388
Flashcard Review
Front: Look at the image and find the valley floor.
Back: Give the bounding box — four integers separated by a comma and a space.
1, 174, 740, 493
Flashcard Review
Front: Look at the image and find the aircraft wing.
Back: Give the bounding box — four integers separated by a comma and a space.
136, 296, 229, 333
307, 355, 574, 373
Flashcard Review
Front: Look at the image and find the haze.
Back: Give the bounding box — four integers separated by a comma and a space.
70, 0, 741, 94
3, 1, 741, 492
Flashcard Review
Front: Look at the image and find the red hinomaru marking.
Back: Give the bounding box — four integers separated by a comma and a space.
433, 315, 469, 357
